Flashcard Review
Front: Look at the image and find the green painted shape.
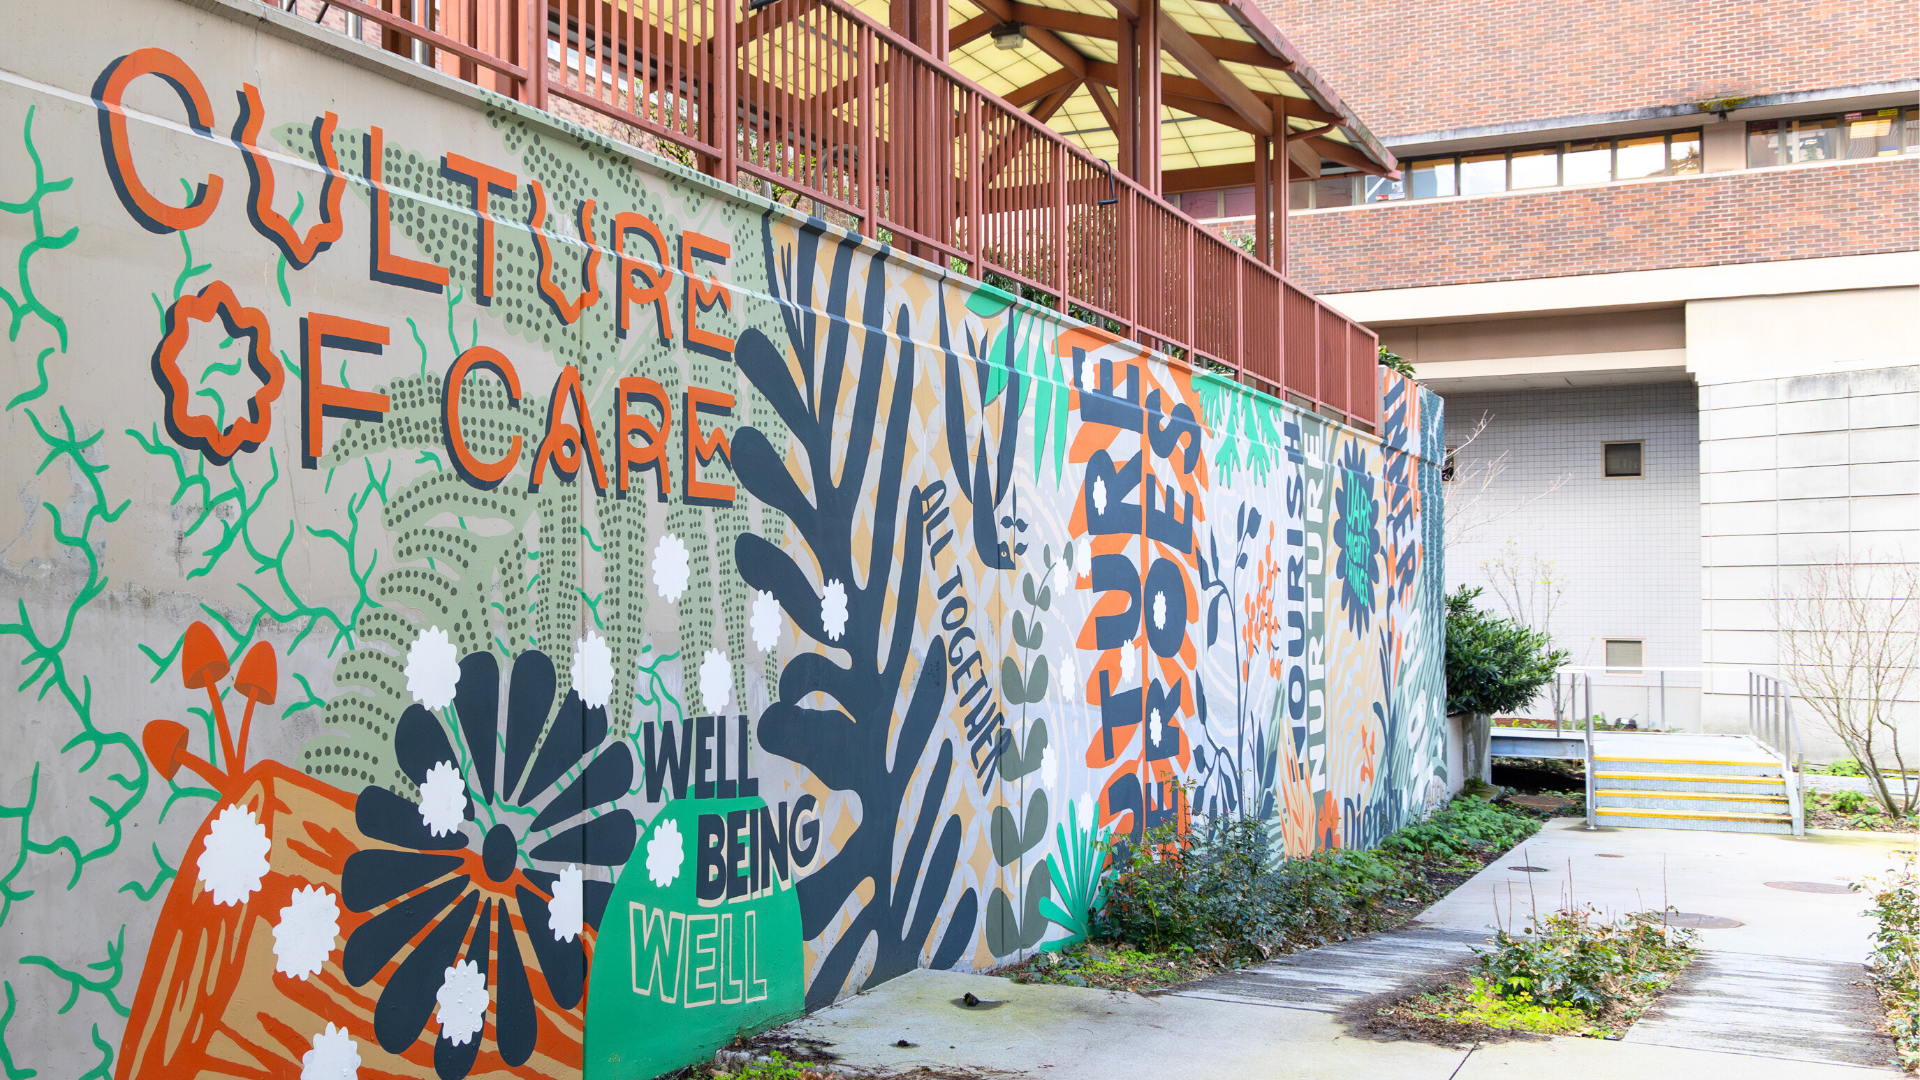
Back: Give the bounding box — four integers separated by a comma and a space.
585, 795, 804, 1080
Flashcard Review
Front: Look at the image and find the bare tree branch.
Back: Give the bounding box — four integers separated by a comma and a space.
1443, 411, 1571, 549
1775, 555, 1920, 816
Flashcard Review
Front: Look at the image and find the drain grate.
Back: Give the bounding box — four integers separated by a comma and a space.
1764, 881, 1853, 894
1508, 865, 1549, 872
1595, 854, 1625, 858
1664, 912, 1744, 928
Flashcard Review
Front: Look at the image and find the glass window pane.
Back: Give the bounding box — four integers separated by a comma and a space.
1845, 109, 1902, 158
1363, 175, 1404, 202
1459, 152, 1506, 195
1788, 116, 1839, 163
1669, 132, 1701, 174
1408, 158, 1457, 199
1312, 175, 1354, 208
1907, 109, 1920, 153
1747, 121, 1781, 167
1510, 147, 1558, 188
1564, 140, 1611, 184
1289, 180, 1311, 210
1616, 135, 1667, 179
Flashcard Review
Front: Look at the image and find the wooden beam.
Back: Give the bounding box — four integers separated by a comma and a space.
1156, 10, 1268, 136
1089, 81, 1121, 131
965, 0, 1088, 78
1284, 122, 1333, 142
1004, 67, 1079, 108
1030, 79, 1080, 122
1304, 134, 1393, 176
1161, 160, 1313, 192
1003, 3, 1118, 38
1163, 92, 1259, 133
950, 11, 998, 50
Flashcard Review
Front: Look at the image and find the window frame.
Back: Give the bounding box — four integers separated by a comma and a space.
1603, 638, 1646, 675
1601, 440, 1644, 479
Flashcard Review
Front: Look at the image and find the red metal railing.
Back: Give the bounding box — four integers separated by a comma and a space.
282, 0, 1380, 425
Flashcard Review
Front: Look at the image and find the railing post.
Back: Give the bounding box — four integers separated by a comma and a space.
967, 94, 982, 272
714, 0, 737, 184
524, 0, 548, 109
1053, 140, 1067, 311
859, 24, 877, 235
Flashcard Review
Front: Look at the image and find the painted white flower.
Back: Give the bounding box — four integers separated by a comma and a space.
652, 533, 691, 603
1075, 792, 1096, 828
570, 629, 614, 709
821, 579, 849, 642
1119, 645, 1137, 684
1078, 354, 1095, 388
1149, 708, 1164, 748
435, 960, 488, 1046
1152, 590, 1167, 631
272, 885, 340, 979
404, 626, 460, 710
699, 649, 732, 715
1056, 649, 1078, 704
1092, 476, 1109, 516
646, 818, 685, 887
750, 590, 782, 653
418, 761, 466, 838
301, 1024, 360, 1080
550, 865, 583, 943
1066, 536, 1085, 573
198, 803, 271, 906
1038, 744, 1058, 793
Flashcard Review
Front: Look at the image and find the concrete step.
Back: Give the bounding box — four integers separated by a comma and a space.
1596, 806, 1794, 833
1591, 755, 1782, 778
1593, 771, 1788, 795
1595, 789, 1791, 815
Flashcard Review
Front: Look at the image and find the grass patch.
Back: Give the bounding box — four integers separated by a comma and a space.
1355, 906, 1698, 1046
1807, 788, 1920, 833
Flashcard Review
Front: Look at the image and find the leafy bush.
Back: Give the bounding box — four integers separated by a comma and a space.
1834, 788, 1871, 814
1858, 852, 1920, 1071
1827, 758, 1867, 777
1475, 907, 1697, 1014
1445, 586, 1567, 717
1093, 798, 1541, 962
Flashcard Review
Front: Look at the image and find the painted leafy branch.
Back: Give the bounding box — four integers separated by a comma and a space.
1037, 797, 1112, 950
738, 220, 977, 1008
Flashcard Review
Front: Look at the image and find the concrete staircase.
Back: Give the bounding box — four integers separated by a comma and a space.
1591, 733, 1799, 834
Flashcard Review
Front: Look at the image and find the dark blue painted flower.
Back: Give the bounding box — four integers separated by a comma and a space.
342, 647, 635, 1079
1334, 441, 1381, 635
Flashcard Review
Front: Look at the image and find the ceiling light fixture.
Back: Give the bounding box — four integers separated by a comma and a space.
990, 22, 1027, 49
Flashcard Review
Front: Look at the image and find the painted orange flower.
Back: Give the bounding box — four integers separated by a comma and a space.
152, 281, 284, 464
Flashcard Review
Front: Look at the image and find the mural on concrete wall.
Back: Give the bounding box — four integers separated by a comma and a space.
0, 11, 1445, 1079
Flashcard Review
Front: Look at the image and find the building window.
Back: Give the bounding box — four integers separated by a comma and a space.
1441, 445, 1458, 482
1602, 441, 1643, 478
1604, 639, 1645, 672
1747, 108, 1916, 167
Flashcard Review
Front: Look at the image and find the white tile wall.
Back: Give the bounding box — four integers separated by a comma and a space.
1698, 365, 1920, 749
1441, 383, 1703, 682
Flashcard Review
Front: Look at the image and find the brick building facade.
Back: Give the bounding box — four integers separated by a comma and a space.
1230, 1, 1919, 763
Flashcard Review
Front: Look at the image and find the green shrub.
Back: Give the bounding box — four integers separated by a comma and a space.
1445, 586, 1569, 717
1475, 906, 1696, 1015
1094, 798, 1541, 961
1827, 758, 1867, 777
1858, 852, 1920, 1070
1833, 789, 1871, 814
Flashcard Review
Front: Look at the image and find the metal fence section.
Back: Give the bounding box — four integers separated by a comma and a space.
272, 0, 1382, 427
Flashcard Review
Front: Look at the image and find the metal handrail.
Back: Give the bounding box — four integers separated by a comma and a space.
268, 0, 1383, 425
1748, 671, 1805, 837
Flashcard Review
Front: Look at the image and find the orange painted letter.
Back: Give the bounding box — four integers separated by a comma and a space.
302, 313, 392, 468
443, 346, 523, 489
93, 48, 223, 233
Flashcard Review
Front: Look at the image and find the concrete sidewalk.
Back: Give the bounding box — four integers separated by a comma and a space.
775, 819, 1913, 1078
